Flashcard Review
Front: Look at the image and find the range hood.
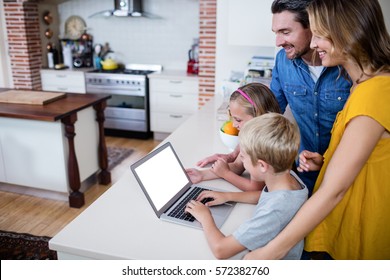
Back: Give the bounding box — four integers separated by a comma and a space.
113, 0, 143, 17
89, 0, 158, 18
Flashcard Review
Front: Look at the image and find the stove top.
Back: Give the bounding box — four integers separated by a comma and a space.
88, 64, 162, 76
89, 69, 155, 75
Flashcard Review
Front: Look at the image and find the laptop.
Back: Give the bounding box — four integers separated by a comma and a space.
130, 142, 236, 230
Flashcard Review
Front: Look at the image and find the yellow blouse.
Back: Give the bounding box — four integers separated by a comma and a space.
304, 76, 390, 259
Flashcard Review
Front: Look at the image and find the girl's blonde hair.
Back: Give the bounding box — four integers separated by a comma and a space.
239, 113, 300, 173
230, 83, 281, 117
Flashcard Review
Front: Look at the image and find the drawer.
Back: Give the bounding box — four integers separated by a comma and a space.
41, 70, 86, 93
151, 112, 192, 133
150, 78, 198, 94
150, 91, 198, 113
42, 84, 86, 94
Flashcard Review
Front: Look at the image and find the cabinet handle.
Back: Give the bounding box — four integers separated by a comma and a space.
169, 114, 183, 118
56, 75, 67, 78
57, 87, 68, 91
169, 80, 183, 84
169, 94, 183, 98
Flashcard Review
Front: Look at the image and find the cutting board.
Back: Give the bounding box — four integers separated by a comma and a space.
0, 90, 66, 105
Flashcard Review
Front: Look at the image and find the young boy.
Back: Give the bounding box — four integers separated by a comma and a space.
185, 113, 308, 259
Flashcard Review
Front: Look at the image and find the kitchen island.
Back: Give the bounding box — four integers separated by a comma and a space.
0, 89, 111, 208
49, 98, 254, 259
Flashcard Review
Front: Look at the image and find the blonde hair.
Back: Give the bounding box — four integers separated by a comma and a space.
308, 0, 390, 82
239, 113, 300, 173
230, 83, 281, 117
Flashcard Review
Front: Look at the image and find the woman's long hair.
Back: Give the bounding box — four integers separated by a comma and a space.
308, 0, 390, 82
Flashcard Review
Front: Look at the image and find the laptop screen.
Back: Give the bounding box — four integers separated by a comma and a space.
132, 143, 190, 212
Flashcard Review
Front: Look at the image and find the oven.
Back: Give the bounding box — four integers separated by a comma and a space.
85, 64, 162, 138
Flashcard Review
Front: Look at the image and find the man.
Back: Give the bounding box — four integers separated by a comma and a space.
270, 0, 352, 195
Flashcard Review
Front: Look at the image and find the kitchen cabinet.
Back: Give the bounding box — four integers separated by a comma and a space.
40, 69, 89, 93
227, 0, 274, 47
149, 70, 199, 140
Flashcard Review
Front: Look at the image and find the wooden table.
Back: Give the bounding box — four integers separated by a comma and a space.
0, 89, 111, 208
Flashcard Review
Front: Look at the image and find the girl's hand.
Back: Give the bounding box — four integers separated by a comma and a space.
185, 200, 213, 225
196, 152, 237, 167
297, 150, 324, 172
210, 158, 230, 177
196, 190, 229, 207
186, 168, 203, 183
196, 154, 226, 167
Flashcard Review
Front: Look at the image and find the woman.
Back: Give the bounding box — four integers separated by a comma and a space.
245, 0, 390, 259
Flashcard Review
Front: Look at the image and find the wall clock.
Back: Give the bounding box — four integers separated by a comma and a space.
65, 15, 86, 40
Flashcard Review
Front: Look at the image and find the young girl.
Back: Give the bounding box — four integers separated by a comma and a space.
186, 83, 281, 191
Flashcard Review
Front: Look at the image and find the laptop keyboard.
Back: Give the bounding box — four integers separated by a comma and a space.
168, 186, 213, 222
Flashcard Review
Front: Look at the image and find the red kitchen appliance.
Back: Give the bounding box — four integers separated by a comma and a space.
187, 38, 199, 75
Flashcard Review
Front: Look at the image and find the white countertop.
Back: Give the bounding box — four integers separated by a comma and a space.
148, 69, 199, 80
40, 67, 94, 73
49, 98, 254, 260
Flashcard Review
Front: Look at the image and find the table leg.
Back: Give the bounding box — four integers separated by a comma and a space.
62, 113, 85, 208
94, 101, 111, 185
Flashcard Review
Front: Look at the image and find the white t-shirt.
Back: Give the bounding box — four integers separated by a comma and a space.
308, 65, 324, 82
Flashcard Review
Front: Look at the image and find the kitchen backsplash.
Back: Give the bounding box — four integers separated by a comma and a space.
58, 0, 199, 70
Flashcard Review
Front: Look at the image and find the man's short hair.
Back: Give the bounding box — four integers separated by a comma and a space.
271, 0, 313, 29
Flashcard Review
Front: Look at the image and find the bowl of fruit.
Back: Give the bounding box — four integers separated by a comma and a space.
219, 120, 239, 151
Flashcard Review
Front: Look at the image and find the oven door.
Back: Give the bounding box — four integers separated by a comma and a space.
104, 94, 148, 132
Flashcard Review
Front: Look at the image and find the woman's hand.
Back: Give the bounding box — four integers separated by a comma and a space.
297, 150, 324, 172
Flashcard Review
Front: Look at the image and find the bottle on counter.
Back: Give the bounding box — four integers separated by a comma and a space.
47, 52, 54, 68
62, 44, 73, 69
52, 44, 59, 65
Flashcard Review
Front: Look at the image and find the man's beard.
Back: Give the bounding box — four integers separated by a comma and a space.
286, 44, 312, 60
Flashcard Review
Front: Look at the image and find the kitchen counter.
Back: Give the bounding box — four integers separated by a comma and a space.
49, 98, 254, 259
0, 90, 111, 208
40, 67, 94, 73
0, 89, 107, 121
148, 69, 199, 80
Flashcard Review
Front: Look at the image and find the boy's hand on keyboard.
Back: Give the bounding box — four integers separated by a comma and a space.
185, 200, 213, 225
196, 191, 228, 207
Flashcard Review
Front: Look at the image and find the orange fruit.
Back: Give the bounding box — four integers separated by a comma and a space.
221, 120, 239, 136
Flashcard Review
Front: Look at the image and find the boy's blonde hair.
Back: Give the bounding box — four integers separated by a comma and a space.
239, 113, 300, 173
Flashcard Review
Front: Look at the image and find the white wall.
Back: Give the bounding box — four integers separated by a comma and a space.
57, 0, 199, 70
0, 0, 13, 88
379, 0, 390, 30
215, 0, 275, 95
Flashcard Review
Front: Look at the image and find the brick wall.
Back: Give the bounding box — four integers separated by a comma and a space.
3, 0, 216, 97
198, 0, 217, 106
4, 0, 42, 90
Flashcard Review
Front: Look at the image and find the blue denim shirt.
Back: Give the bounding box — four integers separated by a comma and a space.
271, 50, 352, 194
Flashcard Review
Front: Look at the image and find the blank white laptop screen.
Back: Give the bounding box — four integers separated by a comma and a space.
133, 145, 189, 211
